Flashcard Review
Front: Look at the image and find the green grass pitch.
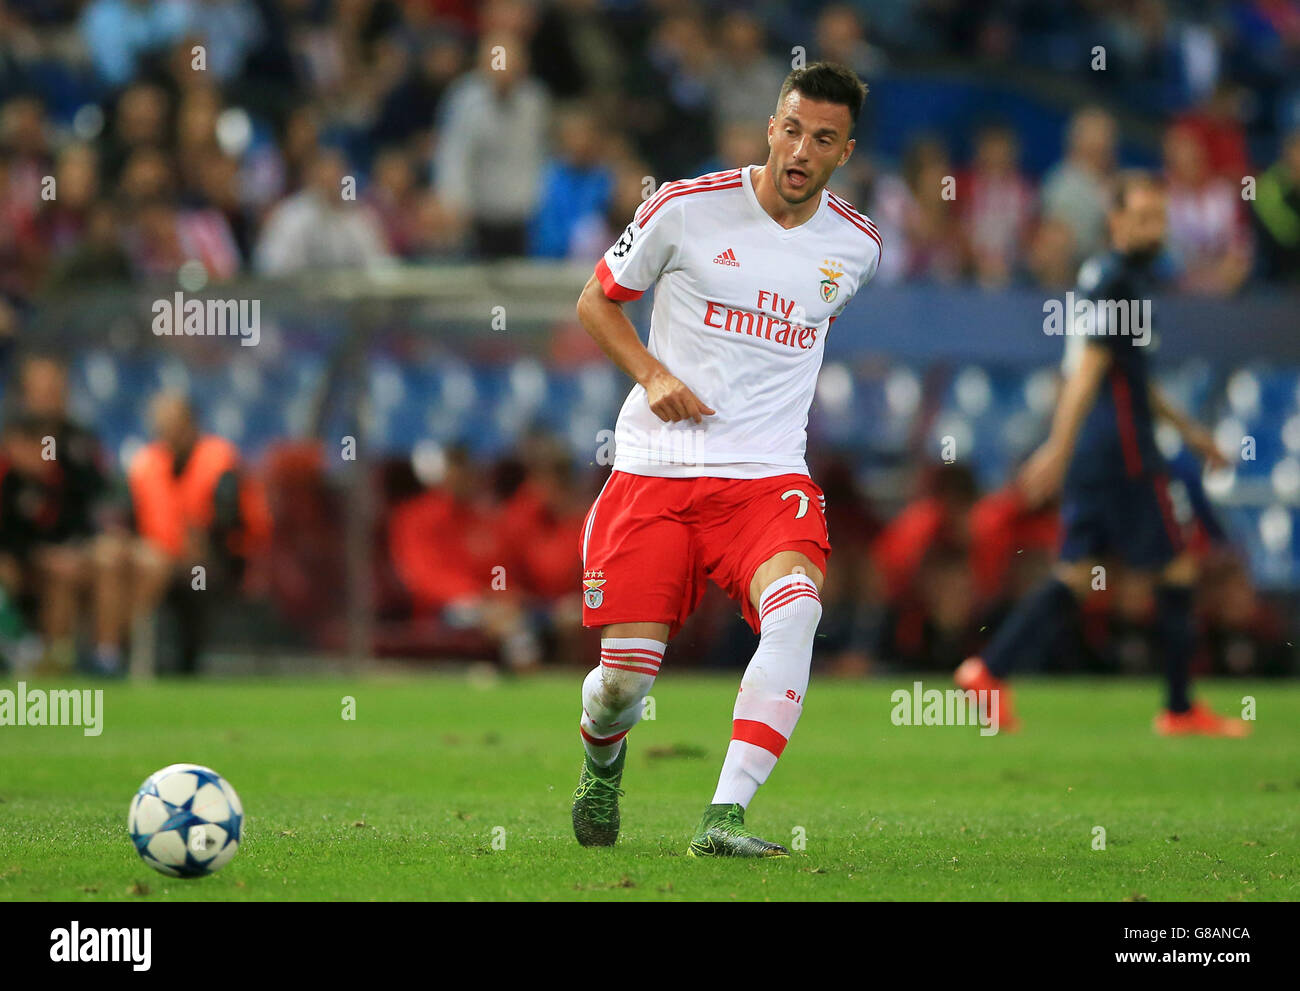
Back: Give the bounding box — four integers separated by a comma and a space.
1, 673, 1297, 901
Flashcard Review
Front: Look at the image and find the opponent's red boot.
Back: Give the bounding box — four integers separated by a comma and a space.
954, 657, 1019, 733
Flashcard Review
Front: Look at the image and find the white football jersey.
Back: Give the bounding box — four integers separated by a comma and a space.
595, 165, 882, 478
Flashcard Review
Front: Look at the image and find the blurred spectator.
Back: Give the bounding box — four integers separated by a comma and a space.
809, 454, 885, 675
179, 0, 263, 85
44, 199, 131, 291
0, 415, 82, 671
1023, 217, 1078, 290
0, 355, 142, 674
623, 12, 716, 182
872, 462, 978, 604
968, 485, 1059, 611
126, 392, 271, 672
566, 154, 653, 266
174, 85, 223, 199
1198, 551, 1290, 676
710, 11, 788, 127
815, 4, 888, 81
388, 444, 542, 670
38, 143, 100, 260
11, 355, 111, 535
530, 104, 612, 258
80, 0, 191, 89
1, 95, 52, 203
434, 30, 548, 258
193, 151, 254, 264
1176, 82, 1251, 180
1041, 106, 1117, 264
255, 147, 391, 275
959, 124, 1035, 288
705, 120, 769, 174
897, 136, 964, 282
0, 96, 53, 298
116, 145, 173, 207
102, 82, 171, 184
0, 148, 43, 299
884, 544, 981, 671
840, 156, 907, 285
371, 35, 465, 150
529, 0, 623, 110
1162, 122, 1252, 295
365, 146, 438, 259
497, 435, 589, 661
1251, 129, 1300, 284
1106, 0, 1220, 112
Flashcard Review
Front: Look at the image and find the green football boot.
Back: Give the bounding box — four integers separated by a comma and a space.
571, 741, 627, 847
687, 803, 790, 858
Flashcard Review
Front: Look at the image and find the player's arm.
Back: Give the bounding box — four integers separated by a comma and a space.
1149, 384, 1229, 469
577, 198, 715, 425
1017, 341, 1111, 506
576, 276, 714, 424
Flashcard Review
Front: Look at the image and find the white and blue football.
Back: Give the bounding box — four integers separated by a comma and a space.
128, 764, 243, 878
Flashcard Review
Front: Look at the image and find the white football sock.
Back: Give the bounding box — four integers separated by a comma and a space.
712, 574, 821, 807
578, 637, 665, 766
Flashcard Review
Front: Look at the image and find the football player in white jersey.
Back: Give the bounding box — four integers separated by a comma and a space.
571, 63, 882, 856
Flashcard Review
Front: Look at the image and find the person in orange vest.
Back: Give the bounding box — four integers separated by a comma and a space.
127, 392, 270, 671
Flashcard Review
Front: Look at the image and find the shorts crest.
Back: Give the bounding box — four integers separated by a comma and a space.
583, 569, 606, 608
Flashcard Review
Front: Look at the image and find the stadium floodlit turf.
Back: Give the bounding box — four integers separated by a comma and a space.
1, 673, 1296, 901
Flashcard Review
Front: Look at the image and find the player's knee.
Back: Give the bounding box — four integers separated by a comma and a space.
598, 666, 655, 711
750, 552, 824, 604
756, 572, 822, 639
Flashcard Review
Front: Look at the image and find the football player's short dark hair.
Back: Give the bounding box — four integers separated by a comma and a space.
776, 62, 868, 125
1112, 169, 1164, 211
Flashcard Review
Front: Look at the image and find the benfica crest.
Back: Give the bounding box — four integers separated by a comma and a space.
583, 570, 606, 608
819, 259, 844, 303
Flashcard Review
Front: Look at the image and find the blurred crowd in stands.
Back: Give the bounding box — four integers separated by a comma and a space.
2, 0, 1300, 323
1, 1, 1297, 676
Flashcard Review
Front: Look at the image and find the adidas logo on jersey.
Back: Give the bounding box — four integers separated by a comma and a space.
713, 248, 740, 267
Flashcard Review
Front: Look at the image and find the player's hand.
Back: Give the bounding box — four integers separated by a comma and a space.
1183, 423, 1230, 471
1016, 440, 1068, 509
644, 369, 715, 424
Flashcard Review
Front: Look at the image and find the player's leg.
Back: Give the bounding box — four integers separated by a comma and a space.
90, 531, 133, 674
572, 619, 669, 847
713, 551, 823, 808
977, 558, 1091, 676
579, 620, 668, 767
571, 472, 694, 847
690, 474, 830, 857
955, 557, 1092, 730
34, 542, 92, 673
1114, 473, 1249, 736
1153, 551, 1249, 737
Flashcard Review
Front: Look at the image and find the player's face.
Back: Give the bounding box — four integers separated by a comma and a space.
1112, 185, 1167, 257
766, 92, 854, 204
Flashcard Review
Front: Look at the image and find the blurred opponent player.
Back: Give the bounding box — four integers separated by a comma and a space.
571, 63, 881, 855
956, 171, 1250, 737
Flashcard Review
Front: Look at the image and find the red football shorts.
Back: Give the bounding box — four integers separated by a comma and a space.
578, 470, 831, 638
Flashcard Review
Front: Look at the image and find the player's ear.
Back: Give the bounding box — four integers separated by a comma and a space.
838, 137, 855, 167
